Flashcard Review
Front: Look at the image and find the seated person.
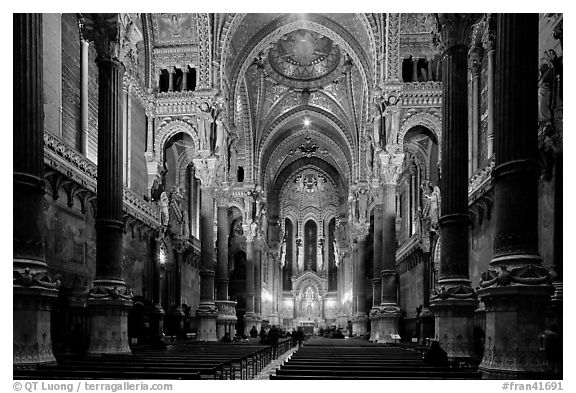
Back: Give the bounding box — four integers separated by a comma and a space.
424, 341, 449, 367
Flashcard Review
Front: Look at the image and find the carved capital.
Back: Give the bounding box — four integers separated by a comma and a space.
378, 149, 405, 185
214, 184, 231, 207
80, 13, 142, 65
192, 156, 218, 187
243, 222, 258, 243
436, 14, 482, 50
352, 222, 370, 242
482, 13, 496, 52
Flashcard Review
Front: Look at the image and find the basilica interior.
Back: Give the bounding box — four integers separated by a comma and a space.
13, 13, 563, 380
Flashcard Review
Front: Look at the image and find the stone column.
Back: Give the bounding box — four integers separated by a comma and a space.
165, 239, 185, 337
214, 185, 236, 338
369, 182, 383, 341
373, 148, 404, 343
81, 13, 142, 355
243, 222, 259, 335
412, 57, 419, 82
168, 67, 174, 91
336, 249, 349, 328
193, 157, 218, 341
254, 239, 262, 318
13, 13, 60, 365
351, 223, 369, 335
484, 14, 496, 158
182, 66, 189, 91
80, 39, 89, 155
427, 57, 434, 81
477, 14, 553, 379
149, 235, 165, 348
469, 45, 483, 173
430, 14, 480, 359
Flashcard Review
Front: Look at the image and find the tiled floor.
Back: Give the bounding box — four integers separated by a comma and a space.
254, 346, 301, 380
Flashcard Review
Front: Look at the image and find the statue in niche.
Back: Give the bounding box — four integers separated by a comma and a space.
538, 57, 554, 127
333, 241, 339, 267
372, 98, 384, 150
317, 238, 324, 272
159, 191, 170, 227
228, 130, 239, 181
336, 222, 348, 245
366, 135, 374, 179
296, 238, 304, 273
280, 239, 286, 268
422, 184, 441, 230
232, 219, 244, 237
214, 118, 227, 156
373, 146, 381, 179
196, 102, 212, 151
182, 210, 190, 239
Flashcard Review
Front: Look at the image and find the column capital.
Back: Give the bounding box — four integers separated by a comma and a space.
214, 184, 231, 207
193, 156, 218, 187
378, 146, 404, 185
80, 13, 142, 65
352, 222, 370, 242
243, 222, 258, 243
482, 13, 496, 52
435, 14, 482, 50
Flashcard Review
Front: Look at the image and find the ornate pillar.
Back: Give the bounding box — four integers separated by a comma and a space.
430, 14, 480, 359
165, 239, 185, 337
80, 39, 89, 155
351, 222, 369, 335
336, 248, 349, 328
193, 157, 218, 341
243, 221, 260, 335
412, 57, 419, 81
81, 13, 142, 355
477, 14, 553, 378
369, 181, 383, 341
149, 236, 165, 347
427, 56, 434, 81
469, 45, 483, 173
168, 67, 174, 91
13, 13, 60, 365
483, 14, 496, 158
182, 66, 189, 91
254, 238, 262, 318
372, 148, 403, 342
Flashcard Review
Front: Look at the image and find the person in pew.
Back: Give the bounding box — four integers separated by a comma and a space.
250, 325, 258, 338
221, 332, 231, 342
269, 325, 280, 358
424, 341, 449, 367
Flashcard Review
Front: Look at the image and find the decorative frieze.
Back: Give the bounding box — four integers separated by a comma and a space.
43, 131, 161, 229
401, 82, 442, 107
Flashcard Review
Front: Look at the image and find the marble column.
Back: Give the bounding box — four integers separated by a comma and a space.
80, 39, 89, 155
469, 45, 483, 173
182, 66, 189, 91
82, 14, 142, 355
168, 67, 174, 92
215, 186, 236, 338
165, 239, 185, 337
13, 13, 60, 365
369, 182, 383, 341
427, 57, 434, 81
351, 222, 369, 335
477, 14, 553, 379
254, 239, 262, 318
149, 236, 165, 347
373, 149, 404, 343
484, 14, 496, 158
193, 157, 218, 341
243, 222, 260, 335
336, 249, 349, 328
412, 57, 419, 82
430, 14, 480, 359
